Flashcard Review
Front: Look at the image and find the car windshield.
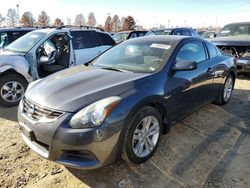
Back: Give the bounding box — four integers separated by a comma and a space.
112, 32, 129, 42
217, 23, 250, 37
145, 30, 172, 36
4, 31, 46, 53
92, 39, 173, 73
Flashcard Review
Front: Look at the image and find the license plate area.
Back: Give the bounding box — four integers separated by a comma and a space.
19, 123, 36, 142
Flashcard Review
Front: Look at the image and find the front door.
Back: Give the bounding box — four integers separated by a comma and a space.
165, 40, 215, 123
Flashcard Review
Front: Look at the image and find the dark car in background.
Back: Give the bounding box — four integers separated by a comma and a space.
145, 28, 198, 37
18, 36, 236, 169
112, 30, 148, 43
211, 22, 250, 73
0, 28, 36, 48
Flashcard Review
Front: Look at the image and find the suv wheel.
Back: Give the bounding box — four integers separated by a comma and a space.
0, 74, 28, 107
122, 106, 163, 164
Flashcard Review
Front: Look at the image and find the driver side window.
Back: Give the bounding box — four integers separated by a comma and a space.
176, 41, 206, 63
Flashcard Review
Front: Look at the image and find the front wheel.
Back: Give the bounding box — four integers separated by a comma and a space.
122, 106, 163, 164
0, 74, 28, 107
214, 74, 234, 105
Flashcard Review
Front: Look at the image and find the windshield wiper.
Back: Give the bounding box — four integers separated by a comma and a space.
100, 66, 128, 72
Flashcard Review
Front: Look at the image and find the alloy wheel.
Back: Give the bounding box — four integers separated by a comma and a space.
0, 81, 24, 103
132, 115, 160, 158
223, 77, 233, 102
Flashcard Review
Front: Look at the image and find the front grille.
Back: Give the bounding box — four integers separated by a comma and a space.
23, 97, 63, 122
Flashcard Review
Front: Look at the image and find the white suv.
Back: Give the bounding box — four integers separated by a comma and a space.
0, 27, 115, 106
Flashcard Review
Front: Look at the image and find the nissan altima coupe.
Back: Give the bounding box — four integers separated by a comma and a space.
18, 36, 236, 169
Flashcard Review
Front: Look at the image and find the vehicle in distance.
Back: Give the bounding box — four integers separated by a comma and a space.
112, 30, 148, 43
145, 28, 198, 37
199, 31, 216, 39
18, 36, 236, 170
211, 22, 250, 73
0, 27, 36, 48
0, 26, 115, 106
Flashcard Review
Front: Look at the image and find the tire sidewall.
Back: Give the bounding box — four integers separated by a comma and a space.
0, 74, 28, 107
124, 106, 163, 164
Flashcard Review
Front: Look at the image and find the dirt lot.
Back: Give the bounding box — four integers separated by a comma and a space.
0, 76, 249, 188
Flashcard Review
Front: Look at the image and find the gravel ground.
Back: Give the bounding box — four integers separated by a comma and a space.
0, 76, 249, 188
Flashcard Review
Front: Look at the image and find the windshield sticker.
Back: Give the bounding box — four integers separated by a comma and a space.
221, 30, 230, 34
30, 34, 39, 38
150, 43, 171, 50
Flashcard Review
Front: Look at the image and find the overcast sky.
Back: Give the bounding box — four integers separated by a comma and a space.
1, 0, 250, 28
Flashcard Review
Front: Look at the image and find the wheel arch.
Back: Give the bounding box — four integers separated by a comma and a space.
125, 96, 170, 135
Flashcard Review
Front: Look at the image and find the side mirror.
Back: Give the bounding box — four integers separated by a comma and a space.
172, 60, 197, 71
213, 33, 217, 38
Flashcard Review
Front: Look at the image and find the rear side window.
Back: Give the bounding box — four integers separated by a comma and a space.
176, 41, 206, 63
207, 43, 218, 59
138, 32, 146, 37
129, 33, 137, 39
173, 29, 191, 36
96, 32, 115, 46
71, 31, 97, 49
190, 30, 198, 37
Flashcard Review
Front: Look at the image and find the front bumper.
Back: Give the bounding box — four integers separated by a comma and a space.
236, 58, 250, 73
18, 100, 124, 169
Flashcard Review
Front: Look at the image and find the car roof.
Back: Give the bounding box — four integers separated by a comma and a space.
225, 22, 250, 26
131, 35, 191, 44
0, 27, 36, 32
32, 28, 108, 35
151, 28, 195, 32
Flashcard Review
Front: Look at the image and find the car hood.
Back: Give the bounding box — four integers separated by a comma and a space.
210, 36, 250, 46
25, 65, 150, 112
0, 50, 25, 67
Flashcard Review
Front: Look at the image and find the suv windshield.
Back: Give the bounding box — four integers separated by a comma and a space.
92, 40, 173, 73
5, 31, 46, 53
217, 23, 250, 37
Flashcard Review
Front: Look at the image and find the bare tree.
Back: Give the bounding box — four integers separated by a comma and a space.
111, 15, 121, 32
20, 11, 35, 27
0, 13, 5, 26
53, 18, 64, 27
104, 16, 112, 32
123, 16, 136, 31
120, 17, 125, 31
66, 17, 71, 25
87, 12, 96, 27
74, 13, 85, 26
37, 11, 50, 27
6, 9, 19, 27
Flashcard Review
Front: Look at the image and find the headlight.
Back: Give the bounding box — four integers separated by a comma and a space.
69, 96, 121, 129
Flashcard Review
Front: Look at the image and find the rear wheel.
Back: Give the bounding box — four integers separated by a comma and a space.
0, 74, 28, 107
214, 74, 234, 105
122, 106, 163, 164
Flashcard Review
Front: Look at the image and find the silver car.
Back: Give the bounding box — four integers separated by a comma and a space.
0, 27, 115, 106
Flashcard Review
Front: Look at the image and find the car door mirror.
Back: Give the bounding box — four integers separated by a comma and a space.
172, 60, 197, 71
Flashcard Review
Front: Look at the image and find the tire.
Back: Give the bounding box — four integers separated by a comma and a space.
122, 106, 163, 164
0, 74, 28, 107
214, 74, 234, 105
